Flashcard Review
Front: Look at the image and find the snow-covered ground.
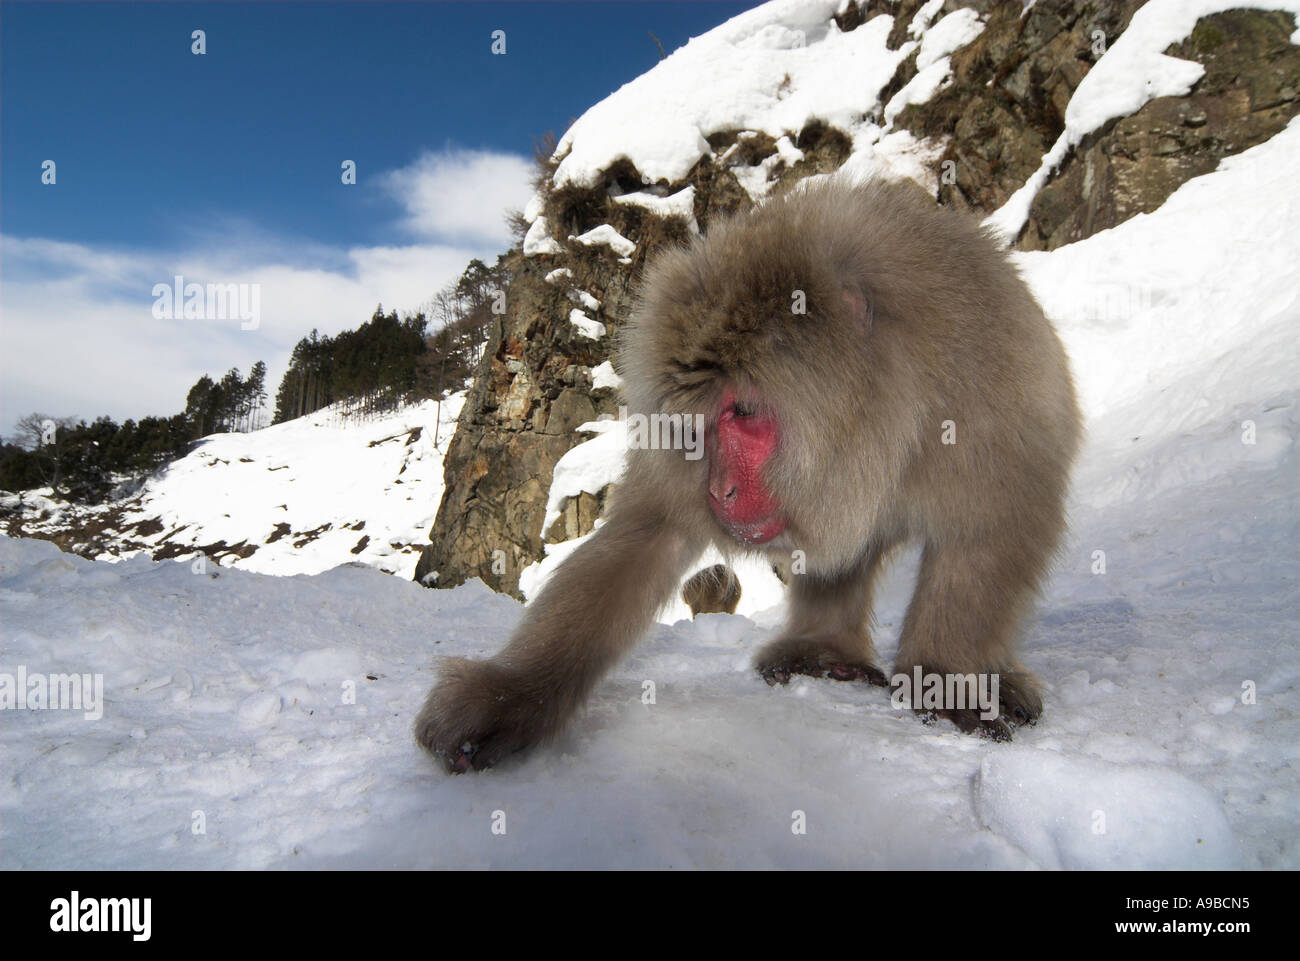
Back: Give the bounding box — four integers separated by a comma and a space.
0, 394, 465, 580
2, 0, 1297, 869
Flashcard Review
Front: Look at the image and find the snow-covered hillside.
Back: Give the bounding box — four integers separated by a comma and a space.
1, 0, 1297, 869
1, 394, 464, 580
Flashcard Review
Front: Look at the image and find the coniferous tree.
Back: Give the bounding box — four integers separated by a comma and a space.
246, 361, 268, 431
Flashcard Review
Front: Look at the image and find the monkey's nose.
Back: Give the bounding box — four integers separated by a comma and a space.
709, 475, 738, 505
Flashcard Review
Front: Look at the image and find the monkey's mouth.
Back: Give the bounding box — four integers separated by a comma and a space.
712, 507, 787, 545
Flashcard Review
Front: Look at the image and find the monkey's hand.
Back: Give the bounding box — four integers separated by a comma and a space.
414, 658, 560, 773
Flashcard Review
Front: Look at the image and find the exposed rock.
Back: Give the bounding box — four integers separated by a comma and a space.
1020, 9, 1300, 249
542, 388, 597, 435
894, 0, 1146, 216
544, 487, 608, 544
414, 222, 639, 598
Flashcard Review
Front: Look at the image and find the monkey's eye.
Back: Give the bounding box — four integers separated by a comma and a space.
731, 401, 757, 417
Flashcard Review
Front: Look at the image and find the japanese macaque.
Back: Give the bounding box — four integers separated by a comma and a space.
682, 564, 742, 617
416, 177, 1081, 771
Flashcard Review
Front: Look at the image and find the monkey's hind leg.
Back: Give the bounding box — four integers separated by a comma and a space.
755, 544, 893, 687
893, 539, 1046, 741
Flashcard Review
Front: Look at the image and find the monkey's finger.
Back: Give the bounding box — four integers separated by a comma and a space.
996, 674, 1044, 726
827, 662, 889, 686
916, 707, 1008, 741
760, 665, 793, 686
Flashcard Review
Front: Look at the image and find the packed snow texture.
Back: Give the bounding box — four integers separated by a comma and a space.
3, 2, 1298, 870
973, 750, 1239, 869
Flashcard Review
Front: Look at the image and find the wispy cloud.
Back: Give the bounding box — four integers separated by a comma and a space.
0, 147, 534, 436
381, 148, 534, 246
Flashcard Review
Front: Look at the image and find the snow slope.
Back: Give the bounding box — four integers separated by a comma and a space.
1, 394, 465, 580
2, 2, 1297, 869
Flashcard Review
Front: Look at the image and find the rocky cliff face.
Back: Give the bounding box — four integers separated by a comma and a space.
416, 0, 1300, 598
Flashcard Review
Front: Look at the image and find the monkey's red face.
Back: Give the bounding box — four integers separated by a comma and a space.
707, 387, 786, 545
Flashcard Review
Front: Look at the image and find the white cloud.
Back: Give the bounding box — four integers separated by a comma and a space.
381, 148, 534, 245
0, 146, 536, 438
0, 235, 486, 438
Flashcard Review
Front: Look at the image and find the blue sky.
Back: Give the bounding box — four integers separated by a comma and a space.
0, 0, 752, 437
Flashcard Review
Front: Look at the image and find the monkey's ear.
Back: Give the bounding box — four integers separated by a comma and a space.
842, 285, 873, 332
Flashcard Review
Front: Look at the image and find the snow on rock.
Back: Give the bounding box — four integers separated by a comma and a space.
883, 58, 953, 128
553, 1, 920, 189
986, 0, 1300, 242
1022, 117, 1300, 430
591, 360, 623, 391
544, 267, 573, 285
907, 0, 946, 39
540, 418, 628, 536
881, 6, 987, 127
613, 185, 700, 231
842, 128, 946, 194
571, 224, 636, 259
569, 308, 607, 340
773, 135, 805, 166
732, 154, 785, 202
567, 289, 601, 312
523, 215, 563, 256
915, 8, 983, 71
974, 748, 1240, 869
523, 191, 545, 224
0, 489, 67, 526
550, 0, 991, 204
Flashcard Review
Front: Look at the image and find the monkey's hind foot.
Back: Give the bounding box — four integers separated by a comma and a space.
911, 667, 1042, 742
755, 636, 887, 687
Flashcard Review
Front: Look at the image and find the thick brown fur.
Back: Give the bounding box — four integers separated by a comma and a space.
682, 564, 742, 617
415, 177, 1082, 770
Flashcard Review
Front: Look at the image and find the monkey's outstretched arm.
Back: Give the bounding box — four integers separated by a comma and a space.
415, 506, 703, 771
